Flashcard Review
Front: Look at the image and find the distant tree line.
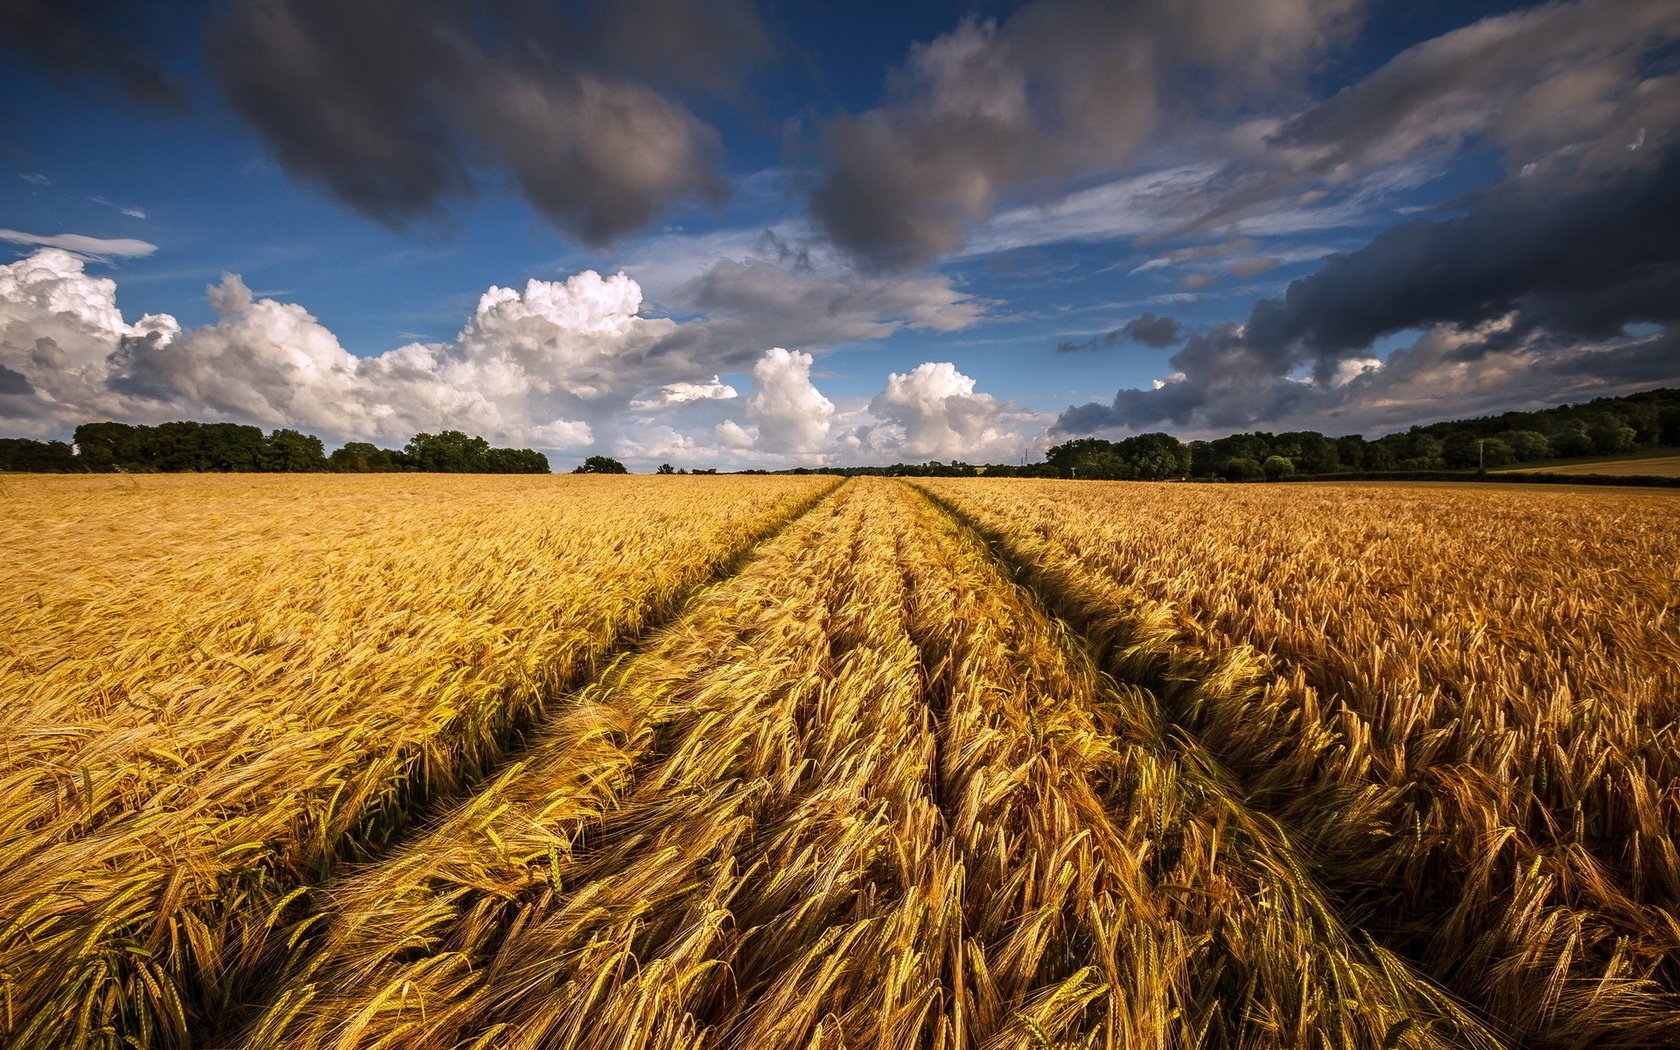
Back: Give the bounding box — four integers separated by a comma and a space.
0, 421, 549, 474
7, 389, 1674, 479
742, 387, 1680, 481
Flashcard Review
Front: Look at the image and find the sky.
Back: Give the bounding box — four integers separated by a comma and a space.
1, 0, 1676, 470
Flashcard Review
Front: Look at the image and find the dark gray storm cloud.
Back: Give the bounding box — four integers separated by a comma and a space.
209, 0, 771, 243
1057, 313, 1184, 352
0, 364, 33, 396
0, 0, 186, 109
809, 0, 1362, 270
1057, 146, 1680, 435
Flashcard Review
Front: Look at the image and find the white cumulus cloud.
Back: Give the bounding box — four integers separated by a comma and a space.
0, 249, 1046, 467
741, 347, 834, 454
1, 249, 678, 450
867, 361, 1017, 460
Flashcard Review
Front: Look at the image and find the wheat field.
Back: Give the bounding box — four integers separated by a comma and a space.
1, 473, 1675, 1049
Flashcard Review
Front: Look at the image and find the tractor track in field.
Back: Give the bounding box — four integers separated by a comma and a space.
903, 480, 1519, 1046
224, 477, 1511, 1050
198, 478, 849, 1047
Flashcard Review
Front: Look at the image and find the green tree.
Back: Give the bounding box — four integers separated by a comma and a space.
264, 429, 328, 472
1549, 422, 1594, 457
1480, 437, 1515, 468
1222, 456, 1264, 482
1334, 434, 1367, 470
405, 430, 491, 472
1499, 430, 1552, 461
202, 423, 268, 471
1367, 438, 1402, 470
656, 463, 675, 475
1120, 432, 1190, 478
573, 455, 628, 474
1277, 431, 1338, 474
1131, 449, 1183, 480
483, 447, 549, 473
1262, 455, 1295, 481
1585, 412, 1636, 454
328, 442, 408, 472
74, 421, 147, 471
1442, 430, 1482, 470
0, 438, 79, 472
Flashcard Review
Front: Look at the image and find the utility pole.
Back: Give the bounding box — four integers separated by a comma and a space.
1477, 438, 1485, 472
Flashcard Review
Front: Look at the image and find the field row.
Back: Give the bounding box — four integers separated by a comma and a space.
1, 474, 1676, 1048
0, 474, 835, 1047
241, 479, 1500, 1049
920, 478, 1680, 1048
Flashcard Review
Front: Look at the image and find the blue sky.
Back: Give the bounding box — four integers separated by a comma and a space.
2, 0, 1676, 468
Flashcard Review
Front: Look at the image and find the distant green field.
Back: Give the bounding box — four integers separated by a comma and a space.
1495, 452, 1680, 477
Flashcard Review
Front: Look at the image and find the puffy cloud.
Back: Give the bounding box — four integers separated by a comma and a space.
529, 419, 594, 447
810, 0, 1360, 269
699, 351, 1044, 466
208, 0, 770, 242
0, 249, 696, 450
0, 249, 178, 435
867, 362, 1012, 460
0, 250, 1030, 466
741, 347, 833, 454
0, 231, 158, 259
713, 419, 754, 450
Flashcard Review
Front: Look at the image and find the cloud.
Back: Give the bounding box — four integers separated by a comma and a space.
929, 0, 1679, 268
0, 364, 34, 396
629, 377, 737, 411
740, 347, 833, 454
89, 197, 146, 219
1272, 0, 1679, 180
1058, 312, 1184, 352
714, 418, 754, 450
0, 249, 180, 436
19, 174, 50, 187
1188, 0, 1680, 232
0, 248, 696, 448
208, 0, 771, 243
865, 361, 1013, 460
810, 0, 1361, 269
697, 351, 1044, 466
1056, 145, 1680, 436
0, 230, 159, 259
0, 249, 1036, 467
653, 258, 988, 366
0, 0, 187, 109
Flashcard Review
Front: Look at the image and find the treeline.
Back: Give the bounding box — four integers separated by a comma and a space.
1038, 389, 1680, 481
741, 387, 1680, 481
0, 421, 549, 474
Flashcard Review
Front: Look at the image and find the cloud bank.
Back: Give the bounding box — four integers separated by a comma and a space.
0, 249, 1028, 467
1057, 144, 1680, 436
